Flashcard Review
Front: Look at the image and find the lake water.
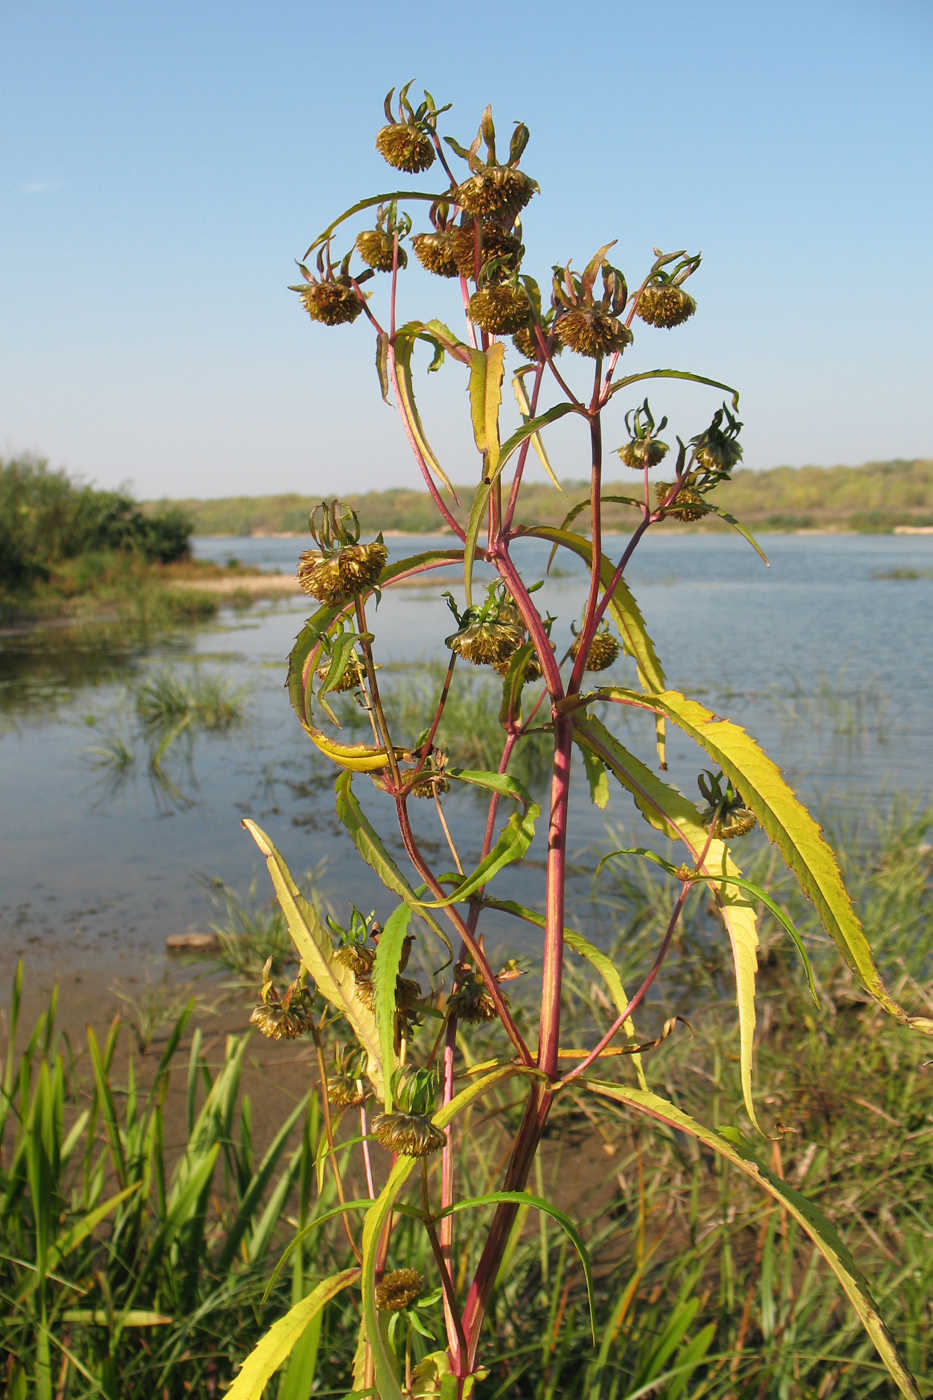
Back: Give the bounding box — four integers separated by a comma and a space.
1, 532, 930, 987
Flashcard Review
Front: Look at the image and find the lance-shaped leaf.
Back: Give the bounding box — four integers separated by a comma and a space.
417, 769, 539, 907
393, 324, 457, 495
512, 372, 561, 488
243, 819, 388, 1101
596, 689, 928, 1031
335, 770, 453, 956
361, 1066, 520, 1400
468, 342, 505, 475
226, 1268, 360, 1399
584, 1079, 922, 1400
605, 366, 740, 411
572, 717, 761, 1132
372, 903, 414, 1113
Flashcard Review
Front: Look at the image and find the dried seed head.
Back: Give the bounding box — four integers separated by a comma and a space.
298, 281, 363, 327
327, 1076, 367, 1109
710, 807, 757, 838
492, 647, 543, 682
375, 122, 435, 173
448, 967, 498, 1023
694, 439, 743, 474
655, 483, 708, 522
449, 222, 523, 279
456, 167, 536, 221
448, 617, 525, 666
617, 438, 669, 469
571, 629, 619, 672
468, 284, 531, 335
411, 231, 460, 278
249, 981, 315, 1041
335, 943, 376, 978
554, 309, 633, 358
297, 541, 387, 605
408, 752, 450, 798
376, 1269, 423, 1311
636, 285, 697, 329
371, 1111, 446, 1157
355, 229, 407, 272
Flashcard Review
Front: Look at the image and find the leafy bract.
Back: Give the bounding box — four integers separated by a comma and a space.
242, 819, 388, 1101
584, 1079, 922, 1400
598, 689, 926, 1030
572, 718, 762, 1131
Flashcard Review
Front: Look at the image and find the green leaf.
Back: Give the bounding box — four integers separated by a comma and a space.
302, 190, 439, 259
600, 689, 925, 1030
393, 326, 457, 496
496, 401, 578, 478
512, 374, 561, 488
468, 342, 505, 474
418, 772, 539, 907
572, 717, 762, 1132
373, 904, 414, 1113
584, 1079, 922, 1400
563, 930, 647, 1090
375, 330, 390, 403
580, 746, 610, 810
242, 819, 388, 1100
226, 1269, 360, 1399
335, 771, 453, 958
605, 367, 740, 411
707, 506, 770, 564
441, 1190, 596, 1341
597, 845, 818, 1004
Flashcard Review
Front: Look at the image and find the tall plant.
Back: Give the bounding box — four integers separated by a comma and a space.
233, 86, 930, 1398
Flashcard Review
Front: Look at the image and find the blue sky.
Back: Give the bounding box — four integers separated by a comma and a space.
3, 0, 931, 500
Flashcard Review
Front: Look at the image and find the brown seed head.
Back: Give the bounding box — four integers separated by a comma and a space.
449, 222, 523, 279
375, 123, 435, 173
371, 1111, 446, 1157
617, 438, 669, 469
297, 541, 387, 605
298, 281, 363, 327
375, 1269, 424, 1311
655, 483, 708, 522
456, 167, 536, 221
636, 285, 697, 329
571, 630, 619, 672
327, 1076, 367, 1109
411, 232, 460, 278
355, 230, 407, 272
554, 309, 633, 358
468, 284, 531, 335
449, 617, 525, 666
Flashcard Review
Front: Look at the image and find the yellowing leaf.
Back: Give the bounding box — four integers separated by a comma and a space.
242, 819, 388, 1101
602, 689, 926, 1031
573, 718, 761, 1131
226, 1269, 359, 1399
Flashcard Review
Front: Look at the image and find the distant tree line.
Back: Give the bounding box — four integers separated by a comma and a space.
150, 458, 933, 538
1, 456, 192, 590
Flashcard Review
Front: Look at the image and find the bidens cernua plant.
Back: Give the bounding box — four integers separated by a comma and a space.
230, 84, 931, 1400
